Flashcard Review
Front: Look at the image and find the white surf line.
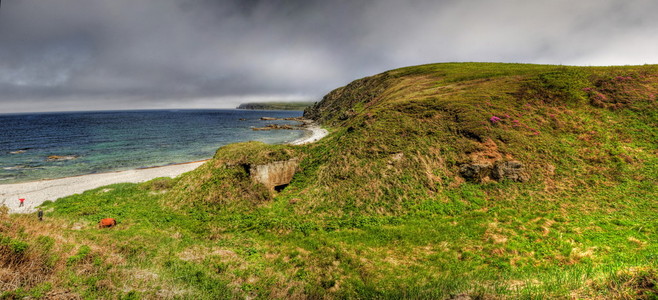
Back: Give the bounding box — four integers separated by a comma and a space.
289, 122, 328, 145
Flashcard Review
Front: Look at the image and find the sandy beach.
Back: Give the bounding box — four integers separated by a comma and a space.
289, 122, 329, 145
1, 121, 328, 214
0, 161, 206, 214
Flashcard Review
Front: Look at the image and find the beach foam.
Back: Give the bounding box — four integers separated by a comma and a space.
289, 123, 328, 145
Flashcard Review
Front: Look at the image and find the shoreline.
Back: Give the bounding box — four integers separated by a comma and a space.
0, 160, 206, 214
1, 119, 328, 214
288, 121, 329, 145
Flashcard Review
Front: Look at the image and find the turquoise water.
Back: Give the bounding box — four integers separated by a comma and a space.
0, 109, 305, 184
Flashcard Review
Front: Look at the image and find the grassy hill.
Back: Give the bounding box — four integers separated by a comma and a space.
2, 63, 657, 299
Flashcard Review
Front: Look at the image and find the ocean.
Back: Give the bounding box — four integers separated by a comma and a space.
0, 109, 305, 184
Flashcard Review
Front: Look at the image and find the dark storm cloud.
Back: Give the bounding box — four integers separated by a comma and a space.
1, 0, 658, 112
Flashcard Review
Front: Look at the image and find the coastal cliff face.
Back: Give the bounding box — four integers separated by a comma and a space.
303, 73, 393, 125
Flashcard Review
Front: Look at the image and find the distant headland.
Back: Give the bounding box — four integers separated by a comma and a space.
236, 101, 315, 111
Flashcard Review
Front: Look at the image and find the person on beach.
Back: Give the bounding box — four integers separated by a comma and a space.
38, 208, 44, 221
19, 198, 25, 207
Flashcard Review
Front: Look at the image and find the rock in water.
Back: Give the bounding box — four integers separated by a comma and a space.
46, 155, 79, 162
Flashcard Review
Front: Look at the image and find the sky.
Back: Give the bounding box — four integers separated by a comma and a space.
1, 0, 658, 113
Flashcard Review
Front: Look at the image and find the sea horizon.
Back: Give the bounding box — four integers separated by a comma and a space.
0, 109, 305, 184
0, 107, 294, 116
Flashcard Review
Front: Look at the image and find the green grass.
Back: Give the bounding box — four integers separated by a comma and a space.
2, 62, 657, 298
25, 177, 656, 298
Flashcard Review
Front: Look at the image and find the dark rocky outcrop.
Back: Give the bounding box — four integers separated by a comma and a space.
251, 124, 297, 131
459, 163, 493, 182
460, 161, 529, 183
491, 161, 529, 182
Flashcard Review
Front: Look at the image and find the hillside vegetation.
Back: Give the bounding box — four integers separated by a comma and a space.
2, 63, 657, 299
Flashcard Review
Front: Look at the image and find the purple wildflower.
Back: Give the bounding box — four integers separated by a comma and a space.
489, 116, 502, 123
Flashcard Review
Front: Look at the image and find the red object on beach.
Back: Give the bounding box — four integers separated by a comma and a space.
19, 198, 25, 203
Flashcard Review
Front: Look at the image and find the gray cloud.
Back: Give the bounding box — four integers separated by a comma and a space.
1, 0, 657, 113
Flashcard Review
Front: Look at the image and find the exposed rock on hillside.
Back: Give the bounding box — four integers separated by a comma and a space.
168, 141, 301, 208
492, 161, 529, 182
249, 158, 299, 192
460, 161, 529, 183
459, 163, 494, 182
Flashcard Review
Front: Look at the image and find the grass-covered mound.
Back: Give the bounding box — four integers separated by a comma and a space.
167, 141, 300, 211
2, 63, 657, 299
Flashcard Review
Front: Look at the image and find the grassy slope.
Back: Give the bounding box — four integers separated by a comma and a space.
2, 63, 657, 299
